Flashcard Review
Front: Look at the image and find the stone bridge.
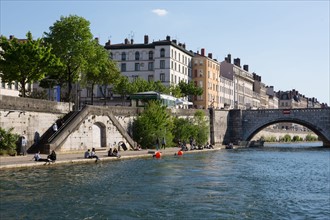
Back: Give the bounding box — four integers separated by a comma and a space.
225, 108, 330, 147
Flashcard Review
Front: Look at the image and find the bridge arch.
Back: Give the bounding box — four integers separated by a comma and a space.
240, 109, 330, 147
245, 118, 327, 144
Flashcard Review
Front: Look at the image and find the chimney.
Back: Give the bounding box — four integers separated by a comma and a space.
172, 39, 177, 44
105, 40, 111, 46
124, 38, 129, 44
9, 35, 14, 40
208, 53, 212, 59
227, 54, 231, 63
144, 35, 149, 44
182, 43, 186, 49
234, 58, 241, 67
131, 39, 134, 44
243, 64, 249, 72
166, 35, 171, 41
94, 37, 99, 43
201, 48, 205, 56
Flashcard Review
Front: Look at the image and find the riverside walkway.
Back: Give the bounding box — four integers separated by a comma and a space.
0, 146, 223, 170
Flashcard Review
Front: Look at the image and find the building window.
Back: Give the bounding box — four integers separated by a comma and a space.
160, 60, 165, 69
121, 63, 126, 71
149, 51, 153, 60
132, 75, 139, 82
7, 83, 12, 89
15, 81, 19, 90
160, 73, 165, 82
148, 75, 154, 82
160, 48, 165, 57
1, 82, 5, 88
109, 52, 113, 59
148, 62, 154, 71
135, 51, 140, 60
121, 52, 126, 61
135, 63, 140, 71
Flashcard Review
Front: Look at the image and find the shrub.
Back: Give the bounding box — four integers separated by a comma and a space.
283, 134, 291, 142
292, 135, 301, 142
0, 127, 20, 156
305, 134, 318, 142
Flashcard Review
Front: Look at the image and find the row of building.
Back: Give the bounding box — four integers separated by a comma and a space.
0, 34, 327, 110
103, 35, 326, 109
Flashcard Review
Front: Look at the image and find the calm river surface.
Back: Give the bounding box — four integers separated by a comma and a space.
1, 146, 329, 220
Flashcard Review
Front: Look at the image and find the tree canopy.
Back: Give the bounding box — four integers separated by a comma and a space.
43, 15, 95, 101
178, 81, 203, 97
82, 40, 121, 104
132, 100, 173, 148
0, 32, 60, 97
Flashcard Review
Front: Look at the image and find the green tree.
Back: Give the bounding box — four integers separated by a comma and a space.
0, 32, 60, 97
192, 110, 209, 146
43, 15, 94, 101
82, 40, 120, 105
0, 127, 20, 156
305, 134, 317, 142
292, 135, 300, 142
112, 75, 133, 104
132, 100, 173, 148
172, 110, 209, 146
179, 81, 203, 97
170, 84, 182, 98
172, 117, 194, 144
283, 134, 292, 142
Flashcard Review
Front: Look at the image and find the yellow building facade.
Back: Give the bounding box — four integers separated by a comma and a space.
192, 49, 220, 109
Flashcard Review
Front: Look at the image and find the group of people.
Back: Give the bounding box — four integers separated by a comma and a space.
156, 137, 166, 150
84, 148, 100, 162
83, 147, 122, 161
107, 147, 120, 158
178, 139, 214, 151
33, 150, 56, 164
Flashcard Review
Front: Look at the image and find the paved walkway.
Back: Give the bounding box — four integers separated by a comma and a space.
0, 146, 223, 170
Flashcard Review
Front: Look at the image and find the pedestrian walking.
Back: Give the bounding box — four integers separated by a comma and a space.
162, 137, 166, 149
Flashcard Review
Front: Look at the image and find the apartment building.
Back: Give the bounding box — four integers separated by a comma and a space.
221, 55, 254, 109
266, 86, 279, 109
192, 48, 220, 109
0, 79, 20, 97
104, 35, 193, 87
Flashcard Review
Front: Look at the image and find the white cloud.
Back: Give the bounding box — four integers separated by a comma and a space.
152, 9, 168, 16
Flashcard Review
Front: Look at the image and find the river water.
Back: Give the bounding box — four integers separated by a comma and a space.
1, 146, 329, 220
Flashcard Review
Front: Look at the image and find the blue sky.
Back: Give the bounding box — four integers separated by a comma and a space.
1, 0, 329, 104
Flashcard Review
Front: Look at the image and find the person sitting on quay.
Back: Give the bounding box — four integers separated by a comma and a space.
84, 149, 91, 158
108, 147, 121, 158
33, 151, 51, 164
47, 150, 57, 163
134, 144, 142, 151
113, 147, 121, 158
91, 148, 100, 161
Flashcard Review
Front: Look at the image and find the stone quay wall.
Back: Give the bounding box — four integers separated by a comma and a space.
0, 95, 71, 150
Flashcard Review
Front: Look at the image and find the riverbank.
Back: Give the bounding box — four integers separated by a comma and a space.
0, 146, 224, 170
